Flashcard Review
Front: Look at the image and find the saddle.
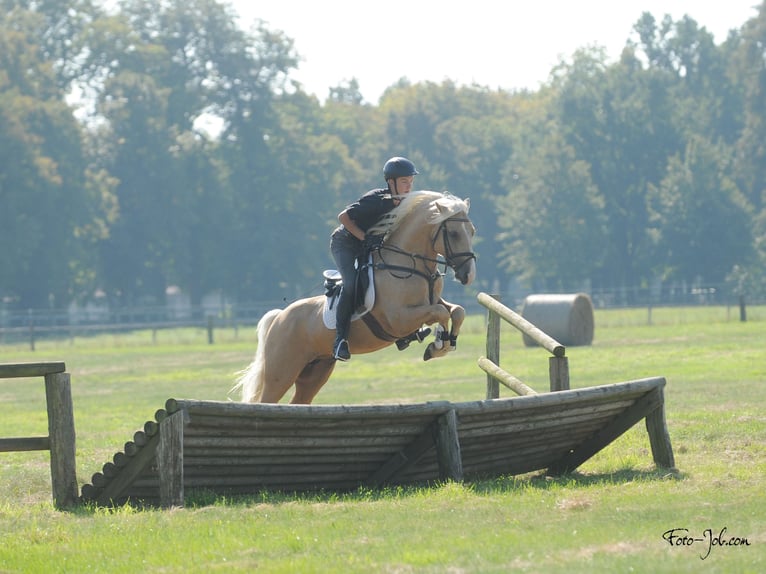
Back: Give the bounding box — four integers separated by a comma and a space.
321, 254, 375, 329
321, 255, 431, 350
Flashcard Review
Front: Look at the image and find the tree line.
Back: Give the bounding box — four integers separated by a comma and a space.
1, 0, 765, 310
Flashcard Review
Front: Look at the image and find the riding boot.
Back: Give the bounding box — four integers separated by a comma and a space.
333, 286, 354, 361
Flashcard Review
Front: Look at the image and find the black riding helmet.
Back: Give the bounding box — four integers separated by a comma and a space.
383, 157, 419, 181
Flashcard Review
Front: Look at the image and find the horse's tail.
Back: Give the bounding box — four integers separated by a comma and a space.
231, 309, 281, 402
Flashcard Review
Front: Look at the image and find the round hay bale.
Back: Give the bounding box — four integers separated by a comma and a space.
520, 293, 594, 347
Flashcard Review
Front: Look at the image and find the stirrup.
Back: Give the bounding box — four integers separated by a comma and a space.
333, 339, 350, 361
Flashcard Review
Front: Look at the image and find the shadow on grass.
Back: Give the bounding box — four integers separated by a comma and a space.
166, 466, 685, 509
471, 466, 685, 494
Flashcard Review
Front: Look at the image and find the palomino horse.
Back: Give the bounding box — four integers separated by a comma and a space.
233, 190, 476, 404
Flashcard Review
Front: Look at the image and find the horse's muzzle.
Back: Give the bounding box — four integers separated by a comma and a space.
455, 258, 476, 286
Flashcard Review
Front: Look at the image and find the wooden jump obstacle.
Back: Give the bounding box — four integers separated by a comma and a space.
79, 376, 674, 507
0, 362, 78, 508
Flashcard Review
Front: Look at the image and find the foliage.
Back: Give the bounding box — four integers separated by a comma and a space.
2, 1, 766, 308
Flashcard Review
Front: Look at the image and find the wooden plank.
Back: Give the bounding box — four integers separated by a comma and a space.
645, 388, 675, 468
485, 301, 501, 399
168, 398, 454, 419
158, 411, 185, 508
454, 378, 665, 416
549, 356, 570, 391
366, 421, 438, 487
44, 371, 78, 509
181, 434, 413, 449
0, 362, 66, 379
0, 437, 50, 451
182, 415, 428, 436
435, 410, 463, 481
546, 389, 663, 475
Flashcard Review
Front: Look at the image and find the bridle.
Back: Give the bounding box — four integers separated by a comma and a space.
372, 215, 476, 303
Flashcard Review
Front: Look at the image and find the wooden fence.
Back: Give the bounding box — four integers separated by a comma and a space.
0, 362, 78, 508
478, 292, 570, 398
79, 375, 675, 508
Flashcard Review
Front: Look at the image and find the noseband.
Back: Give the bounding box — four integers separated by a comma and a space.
434, 217, 477, 276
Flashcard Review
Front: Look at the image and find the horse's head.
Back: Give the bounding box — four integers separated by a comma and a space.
369, 190, 477, 285
427, 196, 476, 286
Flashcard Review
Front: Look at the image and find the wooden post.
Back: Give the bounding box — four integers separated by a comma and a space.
207, 315, 214, 344
485, 296, 501, 399
739, 295, 747, 322
434, 410, 463, 482
157, 410, 185, 507
549, 356, 570, 392
44, 371, 78, 509
645, 388, 675, 469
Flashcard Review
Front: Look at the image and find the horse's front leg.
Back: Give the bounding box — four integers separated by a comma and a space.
423, 299, 466, 361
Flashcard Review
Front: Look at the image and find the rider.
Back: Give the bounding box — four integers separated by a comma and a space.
330, 156, 419, 361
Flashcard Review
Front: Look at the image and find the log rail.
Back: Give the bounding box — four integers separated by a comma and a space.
79, 377, 675, 508
478, 292, 570, 398
0, 362, 78, 508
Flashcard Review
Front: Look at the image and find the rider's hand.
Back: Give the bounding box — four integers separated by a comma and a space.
363, 234, 384, 251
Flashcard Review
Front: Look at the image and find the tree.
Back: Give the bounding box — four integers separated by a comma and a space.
0, 8, 115, 307
497, 123, 607, 290
648, 136, 753, 284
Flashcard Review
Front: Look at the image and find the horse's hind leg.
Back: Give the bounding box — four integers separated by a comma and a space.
290, 358, 337, 404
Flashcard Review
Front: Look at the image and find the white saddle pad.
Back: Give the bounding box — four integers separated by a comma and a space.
322, 261, 375, 330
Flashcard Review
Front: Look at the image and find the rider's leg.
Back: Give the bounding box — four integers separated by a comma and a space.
330, 230, 360, 360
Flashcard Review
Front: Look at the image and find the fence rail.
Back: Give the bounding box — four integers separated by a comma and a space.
477, 292, 570, 398
0, 362, 78, 509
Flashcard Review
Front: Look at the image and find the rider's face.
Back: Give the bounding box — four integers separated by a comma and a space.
392, 176, 414, 195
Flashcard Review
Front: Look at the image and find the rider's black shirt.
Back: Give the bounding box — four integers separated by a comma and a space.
343, 189, 395, 233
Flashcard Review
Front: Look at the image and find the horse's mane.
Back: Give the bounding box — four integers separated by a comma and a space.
367, 190, 470, 238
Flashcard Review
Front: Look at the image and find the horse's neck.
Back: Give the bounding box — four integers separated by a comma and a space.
388, 218, 436, 258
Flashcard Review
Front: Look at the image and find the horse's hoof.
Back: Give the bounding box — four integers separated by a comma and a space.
423, 346, 433, 361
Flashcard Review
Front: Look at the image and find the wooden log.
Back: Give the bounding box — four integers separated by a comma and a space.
453, 378, 665, 416
477, 292, 565, 357
0, 437, 50, 452
547, 389, 663, 475
645, 388, 675, 469
144, 421, 159, 437
180, 414, 429, 435
158, 411, 185, 508
181, 433, 412, 449
167, 398, 454, 419
477, 357, 537, 396
183, 443, 398, 457
181, 453, 387, 466
0, 361, 66, 378
102, 462, 118, 478
435, 410, 463, 481
485, 296, 501, 399
97, 433, 160, 506
549, 356, 570, 392
456, 398, 637, 431
45, 371, 78, 509
133, 430, 148, 447
366, 421, 438, 487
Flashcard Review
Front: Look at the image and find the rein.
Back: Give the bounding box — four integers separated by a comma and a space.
372, 217, 476, 304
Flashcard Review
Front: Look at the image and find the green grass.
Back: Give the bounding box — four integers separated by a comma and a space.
0, 306, 764, 573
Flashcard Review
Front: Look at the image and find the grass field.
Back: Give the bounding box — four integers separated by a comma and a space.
1, 305, 764, 573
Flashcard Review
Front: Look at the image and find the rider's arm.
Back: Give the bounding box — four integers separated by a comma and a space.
338, 210, 366, 241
